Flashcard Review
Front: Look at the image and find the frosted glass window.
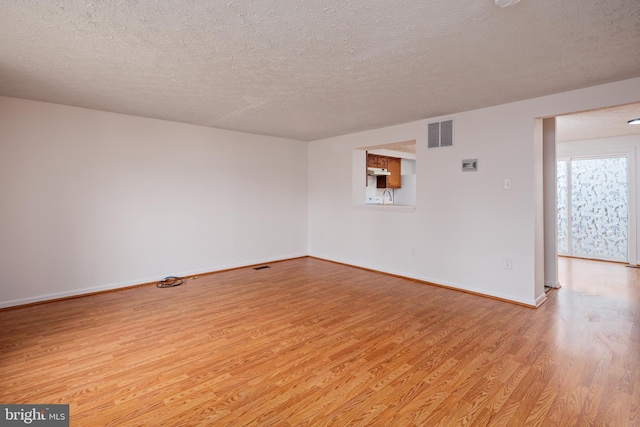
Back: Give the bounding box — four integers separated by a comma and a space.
571, 157, 628, 260
557, 161, 569, 254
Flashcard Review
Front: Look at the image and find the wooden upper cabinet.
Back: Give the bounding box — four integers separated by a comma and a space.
367, 153, 402, 188
367, 154, 388, 169
386, 157, 401, 188
374, 156, 402, 189
367, 154, 376, 167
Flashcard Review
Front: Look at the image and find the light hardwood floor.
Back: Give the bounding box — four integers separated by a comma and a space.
1, 257, 638, 426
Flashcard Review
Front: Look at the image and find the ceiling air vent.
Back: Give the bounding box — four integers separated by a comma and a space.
428, 119, 454, 149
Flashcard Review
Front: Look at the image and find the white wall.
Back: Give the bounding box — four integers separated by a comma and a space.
0, 97, 308, 308
2, 78, 639, 309
543, 118, 558, 288
308, 78, 640, 306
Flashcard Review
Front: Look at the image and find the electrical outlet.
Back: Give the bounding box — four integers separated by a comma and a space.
411, 247, 417, 256
503, 257, 513, 269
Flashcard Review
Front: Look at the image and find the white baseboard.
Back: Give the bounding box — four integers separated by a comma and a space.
2, 252, 543, 309
0, 252, 308, 309
534, 293, 548, 307
310, 253, 541, 307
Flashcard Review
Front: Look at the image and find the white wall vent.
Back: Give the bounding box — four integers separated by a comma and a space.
427, 119, 454, 148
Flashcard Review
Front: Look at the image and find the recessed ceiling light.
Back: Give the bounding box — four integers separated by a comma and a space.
495, 0, 521, 7
629, 118, 640, 125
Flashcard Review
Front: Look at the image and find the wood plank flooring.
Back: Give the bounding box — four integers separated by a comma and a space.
1, 257, 639, 426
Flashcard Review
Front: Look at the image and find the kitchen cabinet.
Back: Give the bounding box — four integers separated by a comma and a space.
376, 157, 402, 189
367, 154, 388, 169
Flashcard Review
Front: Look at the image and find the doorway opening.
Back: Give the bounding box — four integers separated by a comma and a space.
540, 102, 640, 299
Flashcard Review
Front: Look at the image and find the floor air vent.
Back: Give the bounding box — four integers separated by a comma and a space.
253, 265, 271, 271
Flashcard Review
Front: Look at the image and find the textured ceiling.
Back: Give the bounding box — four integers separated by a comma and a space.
1, 0, 639, 141
557, 103, 640, 142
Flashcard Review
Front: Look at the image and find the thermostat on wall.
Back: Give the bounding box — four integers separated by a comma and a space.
462, 159, 478, 172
